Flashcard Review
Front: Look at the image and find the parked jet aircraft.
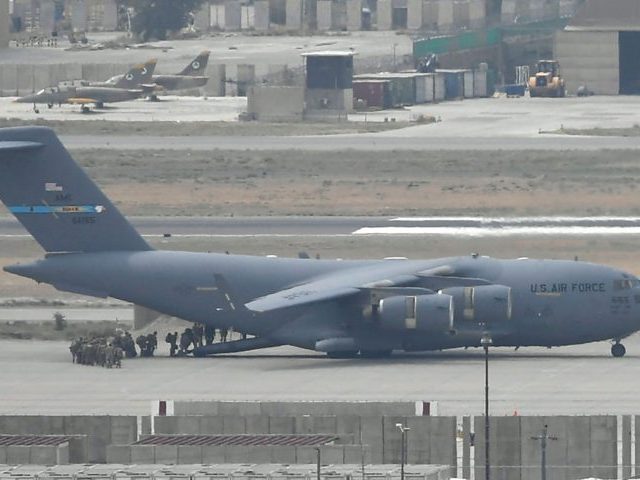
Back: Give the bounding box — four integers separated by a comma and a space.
1, 127, 639, 358
15, 60, 156, 112
83, 58, 157, 90
98, 52, 209, 93
152, 51, 210, 91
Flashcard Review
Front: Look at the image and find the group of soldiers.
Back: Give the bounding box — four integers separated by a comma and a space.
70, 325, 238, 363
135, 331, 158, 357
165, 325, 234, 356
69, 337, 123, 368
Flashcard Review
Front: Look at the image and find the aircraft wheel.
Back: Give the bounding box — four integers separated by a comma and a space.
96, 102, 104, 109
611, 343, 626, 358
81, 106, 90, 114
326, 351, 358, 359
360, 350, 392, 358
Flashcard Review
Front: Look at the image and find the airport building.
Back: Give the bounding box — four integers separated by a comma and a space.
0, 0, 9, 48
555, 0, 640, 95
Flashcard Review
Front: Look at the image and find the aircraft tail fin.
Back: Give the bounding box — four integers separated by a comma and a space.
114, 58, 157, 89
0, 127, 152, 253
178, 51, 210, 76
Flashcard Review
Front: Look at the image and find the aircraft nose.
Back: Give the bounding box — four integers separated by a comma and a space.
15, 95, 34, 103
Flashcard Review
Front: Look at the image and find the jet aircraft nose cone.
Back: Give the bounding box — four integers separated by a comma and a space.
3, 262, 40, 280
15, 96, 34, 103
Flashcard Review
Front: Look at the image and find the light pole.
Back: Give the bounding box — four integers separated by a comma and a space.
481, 334, 493, 480
530, 424, 558, 480
392, 43, 398, 72
314, 447, 321, 480
395, 423, 410, 480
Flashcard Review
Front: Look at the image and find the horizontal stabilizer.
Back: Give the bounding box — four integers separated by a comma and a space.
0, 141, 43, 153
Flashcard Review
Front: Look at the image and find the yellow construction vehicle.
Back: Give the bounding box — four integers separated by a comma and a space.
528, 60, 565, 97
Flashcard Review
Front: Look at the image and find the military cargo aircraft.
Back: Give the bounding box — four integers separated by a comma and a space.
1, 127, 639, 358
15, 60, 156, 112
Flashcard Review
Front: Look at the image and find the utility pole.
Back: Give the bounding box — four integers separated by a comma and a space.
481, 334, 493, 480
530, 425, 558, 480
396, 423, 410, 480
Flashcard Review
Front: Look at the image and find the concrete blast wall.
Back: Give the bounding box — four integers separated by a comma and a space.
473, 416, 617, 480
0, 416, 136, 463
152, 413, 455, 466
248, 86, 304, 121
173, 401, 419, 416
0, 0, 9, 49
555, 30, 619, 95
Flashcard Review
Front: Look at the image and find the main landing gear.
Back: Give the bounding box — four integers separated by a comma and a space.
611, 342, 626, 358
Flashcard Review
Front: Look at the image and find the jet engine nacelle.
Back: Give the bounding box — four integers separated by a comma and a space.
378, 293, 454, 332
439, 284, 512, 325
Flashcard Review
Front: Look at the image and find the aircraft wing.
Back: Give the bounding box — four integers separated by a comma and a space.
245, 284, 361, 312
244, 263, 488, 313
67, 97, 98, 105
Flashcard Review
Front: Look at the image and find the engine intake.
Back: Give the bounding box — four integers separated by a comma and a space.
378, 293, 453, 332
439, 284, 512, 325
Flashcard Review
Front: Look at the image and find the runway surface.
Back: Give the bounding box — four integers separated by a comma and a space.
60, 133, 640, 151
3, 216, 640, 237
1, 335, 639, 416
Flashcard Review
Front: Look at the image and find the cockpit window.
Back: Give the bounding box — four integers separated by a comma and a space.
614, 278, 640, 290
36, 89, 46, 95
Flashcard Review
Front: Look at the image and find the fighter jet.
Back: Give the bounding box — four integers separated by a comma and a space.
96, 52, 209, 94
15, 60, 156, 112
83, 58, 157, 90
1, 127, 639, 358
152, 51, 210, 91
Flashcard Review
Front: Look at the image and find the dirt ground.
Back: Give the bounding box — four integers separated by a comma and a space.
38, 147, 640, 217
0, 118, 409, 136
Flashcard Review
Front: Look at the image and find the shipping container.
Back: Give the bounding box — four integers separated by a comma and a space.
434, 72, 446, 101
463, 70, 474, 98
354, 73, 416, 106
352, 80, 391, 109
473, 69, 488, 97
436, 69, 465, 99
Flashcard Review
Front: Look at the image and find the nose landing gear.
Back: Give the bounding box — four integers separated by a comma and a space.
611, 342, 626, 358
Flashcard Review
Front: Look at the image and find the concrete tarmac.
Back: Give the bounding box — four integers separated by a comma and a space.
1, 335, 639, 416
4, 216, 640, 237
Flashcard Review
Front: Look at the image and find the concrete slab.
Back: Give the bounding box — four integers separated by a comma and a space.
6, 445, 30, 465
254, 0, 270, 30
222, 416, 246, 434
269, 416, 295, 434
200, 416, 224, 434
270, 445, 297, 463
130, 445, 155, 464
383, 415, 408, 463
111, 416, 137, 444
29, 445, 59, 465
175, 415, 201, 434
202, 445, 226, 463
154, 445, 179, 464
245, 415, 269, 434
360, 416, 383, 464
590, 416, 616, 479
177, 445, 203, 464
319, 445, 344, 464
106, 445, 132, 464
